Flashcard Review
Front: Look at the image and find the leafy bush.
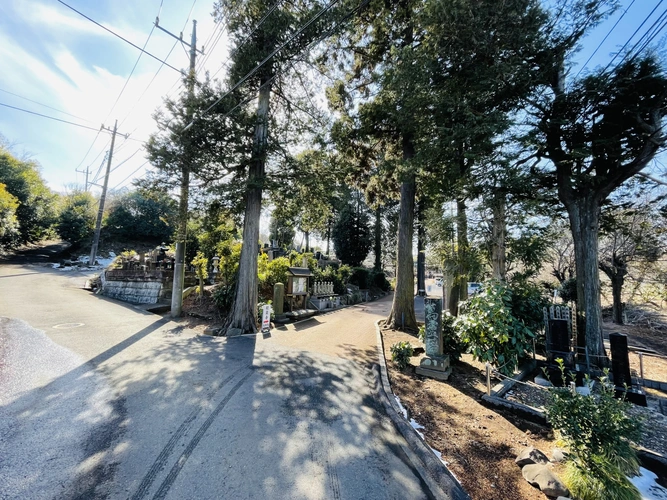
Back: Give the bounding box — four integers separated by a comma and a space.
509, 276, 550, 341
258, 255, 290, 300
455, 281, 539, 375
390, 341, 414, 370
313, 264, 351, 295
191, 252, 208, 294
212, 283, 236, 313
560, 277, 577, 304
57, 191, 96, 247
442, 312, 467, 361
105, 190, 177, 243
418, 313, 467, 361
545, 360, 642, 500
371, 270, 391, 291
349, 267, 370, 288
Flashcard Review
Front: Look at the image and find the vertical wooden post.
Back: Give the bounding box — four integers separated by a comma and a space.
486, 363, 491, 396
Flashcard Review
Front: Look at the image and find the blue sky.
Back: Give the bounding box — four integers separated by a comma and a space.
0, 0, 665, 194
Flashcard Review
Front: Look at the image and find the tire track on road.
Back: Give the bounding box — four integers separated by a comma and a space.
130, 372, 238, 500
152, 368, 255, 500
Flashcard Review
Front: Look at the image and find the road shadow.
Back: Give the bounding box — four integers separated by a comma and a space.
0, 315, 256, 499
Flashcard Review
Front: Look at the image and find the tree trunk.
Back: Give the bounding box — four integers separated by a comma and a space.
416, 200, 426, 294
611, 274, 624, 325
456, 198, 469, 304
566, 196, 607, 363
374, 206, 382, 271
386, 139, 417, 331
170, 166, 189, 317
222, 80, 271, 336
600, 261, 626, 325
491, 195, 506, 281
305, 231, 310, 253
326, 218, 331, 257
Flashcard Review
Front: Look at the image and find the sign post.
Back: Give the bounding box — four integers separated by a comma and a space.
261, 304, 272, 333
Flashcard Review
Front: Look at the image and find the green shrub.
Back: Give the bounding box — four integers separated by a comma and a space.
390, 341, 414, 370
258, 255, 290, 300
545, 360, 642, 500
560, 277, 577, 304
349, 267, 371, 289
371, 270, 391, 291
313, 265, 348, 295
212, 283, 236, 314
191, 252, 208, 294
455, 281, 538, 375
442, 312, 467, 361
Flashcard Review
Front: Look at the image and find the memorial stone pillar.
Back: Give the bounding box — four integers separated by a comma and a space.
415, 298, 451, 380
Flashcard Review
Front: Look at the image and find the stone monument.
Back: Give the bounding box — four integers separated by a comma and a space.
415, 298, 451, 381
273, 283, 285, 319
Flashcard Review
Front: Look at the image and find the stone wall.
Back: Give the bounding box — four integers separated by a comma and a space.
102, 279, 163, 304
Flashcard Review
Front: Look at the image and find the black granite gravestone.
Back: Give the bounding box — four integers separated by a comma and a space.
610, 332, 632, 387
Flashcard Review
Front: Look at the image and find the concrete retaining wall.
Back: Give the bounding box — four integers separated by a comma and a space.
102, 279, 163, 304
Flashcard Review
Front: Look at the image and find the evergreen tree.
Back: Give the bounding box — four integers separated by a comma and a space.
530, 12, 667, 360
212, 0, 343, 335
57, 190, 96, 248
332, 200, 372, 267
0, 144, 57, 245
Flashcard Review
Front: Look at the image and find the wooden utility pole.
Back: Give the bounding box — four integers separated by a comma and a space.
89, 120, 127, 265
76, 165, 91, 191
156, 19, 202, 317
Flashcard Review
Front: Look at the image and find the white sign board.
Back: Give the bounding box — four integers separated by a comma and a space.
261, 304, 272, 332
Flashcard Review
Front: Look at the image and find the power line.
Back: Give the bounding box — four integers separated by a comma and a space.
0, 87, 96, 124
104, 0, 164, 125
111, 160, 150, 190
575, 0, 636, 79
187, 0, 342, 130
209, 0, 284, 81
109, 148, 142, 175
197, 0, 368, 129
0, 102, 101, 132
55, 0, 183, 74
601, 0, 665, 75
624, 7, 667, 62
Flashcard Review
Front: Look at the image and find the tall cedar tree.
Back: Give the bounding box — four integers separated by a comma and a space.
213, 0, 344, 335
418, 0, 547, 312
328, 0, 425, 331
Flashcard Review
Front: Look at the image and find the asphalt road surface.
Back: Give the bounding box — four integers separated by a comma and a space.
0, 247, 435, 499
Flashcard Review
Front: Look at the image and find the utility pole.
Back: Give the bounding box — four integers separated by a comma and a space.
76, 165, 91, 191
155, 18, 203, 317
89, 120, 127, 266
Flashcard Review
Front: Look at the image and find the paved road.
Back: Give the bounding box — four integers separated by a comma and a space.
0, 251, 435, 499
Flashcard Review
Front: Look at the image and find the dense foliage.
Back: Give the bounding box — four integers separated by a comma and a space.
390, 341, 414, 371
332, 203, 372, 267
57, 190, 96, 247
105, 190, 177, 243
455, 281, 547, 375
546, 361, 643, 500
0, 183, 20, 246
0, 145, 56, 246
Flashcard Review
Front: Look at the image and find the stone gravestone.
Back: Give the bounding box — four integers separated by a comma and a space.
415, 298, 451, 381
609, 332, 647, 406
610, 333, 632, 388
273, 283, 285, 318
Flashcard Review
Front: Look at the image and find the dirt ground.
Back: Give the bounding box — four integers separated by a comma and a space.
381, 329, 555, 500
381, 318, 667, 500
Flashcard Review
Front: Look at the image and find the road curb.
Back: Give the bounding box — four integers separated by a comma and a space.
373, 320, 470, 500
